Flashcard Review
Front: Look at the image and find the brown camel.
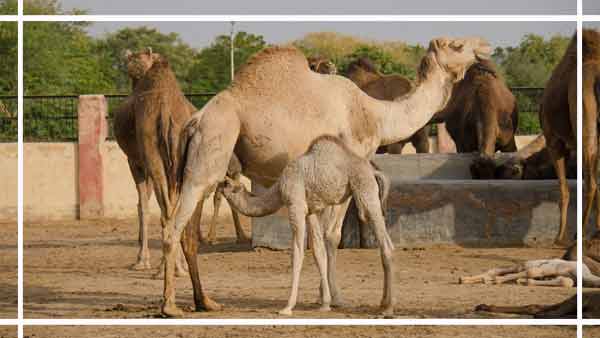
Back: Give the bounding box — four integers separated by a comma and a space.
470, 134, 577, 180
440, 60, 518, 166
539, 32, 578, 246
583, 28, 600, 232
345, 57, 431, 154
162, 37, 492, 317
221, 135, 393, 316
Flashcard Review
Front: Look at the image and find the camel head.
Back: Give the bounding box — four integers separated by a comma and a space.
124, 47, 161, 80
308, 56, 337, 75
426, 37, 492, 83
222, 176, 245, 195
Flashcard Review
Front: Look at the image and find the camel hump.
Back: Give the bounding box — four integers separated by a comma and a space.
233, 46, 309, 85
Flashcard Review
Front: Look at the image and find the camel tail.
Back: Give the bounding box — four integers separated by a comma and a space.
222, 183, 284, 217
372, 164, 390, 218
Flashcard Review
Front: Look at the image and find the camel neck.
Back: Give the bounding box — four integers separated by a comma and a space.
376, 61, 453, 146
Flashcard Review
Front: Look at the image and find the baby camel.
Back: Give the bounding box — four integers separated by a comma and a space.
221, 135, 394, 316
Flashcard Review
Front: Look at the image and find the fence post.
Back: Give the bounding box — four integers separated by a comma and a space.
78, 95, 107, 219
436, 123, 456, 153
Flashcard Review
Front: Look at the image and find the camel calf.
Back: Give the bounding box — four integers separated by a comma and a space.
459, 259, 600, 288
221, 135, 394, 316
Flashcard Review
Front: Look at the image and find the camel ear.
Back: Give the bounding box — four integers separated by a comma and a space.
145, 47, 153, 55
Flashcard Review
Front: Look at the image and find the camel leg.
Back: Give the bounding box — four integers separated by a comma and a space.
324, 200, 351, 307
279, 203, 307, 316
583, 87, 599, 231
459, 266, 522, 284
229, 174, 251, 244
207, 187, 222, 244
128, 161, 152, 271
161, 110, 239, 317
353, 185, 395, 316
516, 277, 574, 287
549, 148, 571, 246
306, 213, 331, 312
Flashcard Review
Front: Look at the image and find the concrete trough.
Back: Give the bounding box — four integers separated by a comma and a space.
251, 153, 577, 249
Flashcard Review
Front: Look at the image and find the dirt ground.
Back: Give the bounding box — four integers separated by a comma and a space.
24, 326, 576, 338
0, 222, 17, 318
0, 327, 15, 338
586, 326, 600, 338
24, 218, 575, 319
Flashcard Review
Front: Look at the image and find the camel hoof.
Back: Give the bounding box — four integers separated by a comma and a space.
475, 304, 491, 312
553, 237, 573, 248
236, 236, 252, 245
278, 308, 293, 316
330, 297, 348, 308
319, 304, 331, 312
130, 261, 151, 271
161, 304, 185, 318
380, 306, 394, 318
198, 296, 222, 312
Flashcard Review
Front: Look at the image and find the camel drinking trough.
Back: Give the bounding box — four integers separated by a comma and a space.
252, 153, 576, 249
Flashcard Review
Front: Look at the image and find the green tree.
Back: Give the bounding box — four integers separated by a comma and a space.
0, 0, 16, 14
95, 27, 198, 92
186, 31, 266, 93
24, 0, 85, 14
0, 22, 17, 95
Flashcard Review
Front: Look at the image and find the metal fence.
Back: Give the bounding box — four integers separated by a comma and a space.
22, 87, 545, 142
0, 96, 17, 142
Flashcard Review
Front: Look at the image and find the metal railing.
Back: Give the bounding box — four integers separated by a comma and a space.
22, 87, 545, 142
0, 95, 17, 142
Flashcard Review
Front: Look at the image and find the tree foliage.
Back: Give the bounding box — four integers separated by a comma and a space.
0, 0, 16, 14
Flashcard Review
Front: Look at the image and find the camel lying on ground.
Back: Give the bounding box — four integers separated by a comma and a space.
470, 134, 577, 179
164, 37, 491, 317
345, 57, 430, 154
583, 28, 600, 232
439, 60, 518, 168
539, 32, 578, 246
221, 135, 393, 316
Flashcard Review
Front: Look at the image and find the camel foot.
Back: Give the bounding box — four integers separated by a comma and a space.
318, 304, 331, 312
330, 296, 348, 308
475, 304, 491, 312
553, 237, 573, 248
380, 305, 394, 318
130, 260, 151, 271
197, 296, 222, 312
278, 307, 293, 316
161, 303, 185, 318
236, 236, 252, 244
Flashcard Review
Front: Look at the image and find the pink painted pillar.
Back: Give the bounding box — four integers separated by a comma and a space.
436, 123, 456, 153
78, 95, 107, 219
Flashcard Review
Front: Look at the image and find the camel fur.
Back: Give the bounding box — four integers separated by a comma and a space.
221, 135, 394, 316
165, 37, 491, 317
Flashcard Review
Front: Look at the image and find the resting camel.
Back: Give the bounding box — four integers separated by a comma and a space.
162, 37, 492, 317
345, 57, 430, 154
114, 48, 249, 255
221, 135, 393, 316
470, 134, 577, 180
583, 28, 600, 232
539, 32, 578, 246
440, 60, 518, 165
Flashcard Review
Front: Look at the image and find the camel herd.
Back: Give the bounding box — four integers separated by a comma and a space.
111, 30, 598, 318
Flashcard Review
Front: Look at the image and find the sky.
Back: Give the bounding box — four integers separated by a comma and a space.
86, 21, 576, 50
60, 0, 575, 15
585, 0, 600, 13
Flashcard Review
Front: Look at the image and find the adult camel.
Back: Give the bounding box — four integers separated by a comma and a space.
583, 28, 600, 232
345, 57, 431, 154
540, 32, 578, 246
162, 37, 492, 317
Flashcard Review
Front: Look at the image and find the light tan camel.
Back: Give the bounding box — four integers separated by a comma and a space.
163, 37, 491, 317
583, 29, 600, 232
540, 33, 578, 246
220, 135, 393, 316
345, 57, 430, 154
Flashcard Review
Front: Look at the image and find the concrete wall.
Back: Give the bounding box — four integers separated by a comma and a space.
24, 141, 241, 222
0, 144, 17, 221
398, 135, 537, 154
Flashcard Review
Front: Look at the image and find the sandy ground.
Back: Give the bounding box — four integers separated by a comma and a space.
0, 222, 17, 318
586, 327, 600, 338
24, 218, 575, 319
0, 327, 15, 338
24, 326, 576, 338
